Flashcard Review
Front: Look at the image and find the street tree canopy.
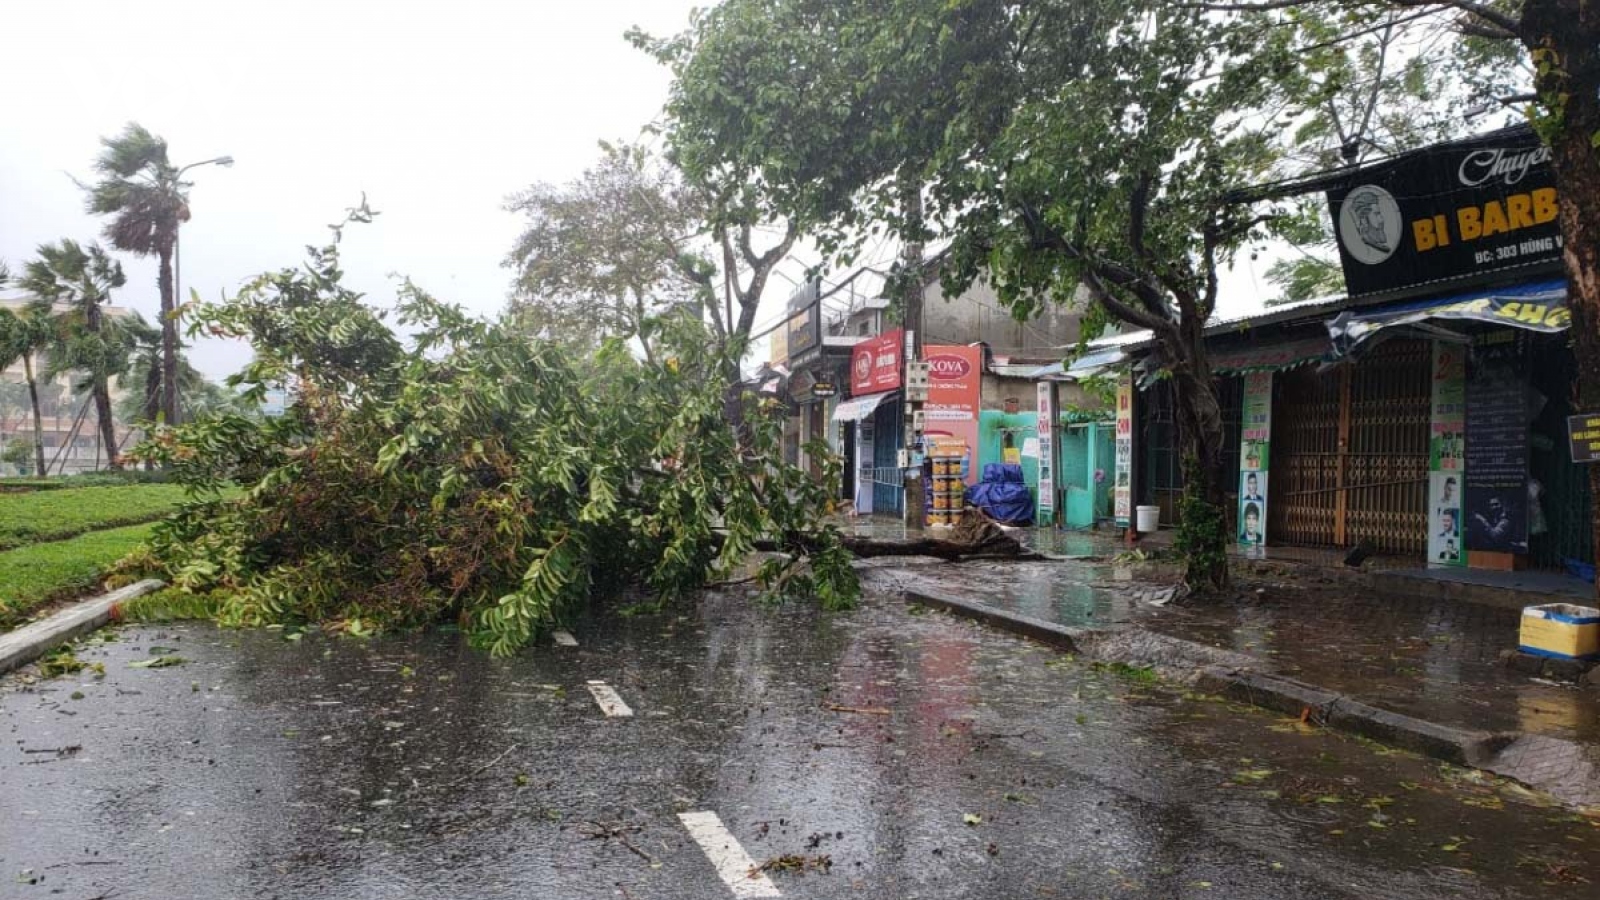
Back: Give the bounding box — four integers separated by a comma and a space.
645, 0, 1309, 590
504, 143, 716, 360
124, 209, 858, 655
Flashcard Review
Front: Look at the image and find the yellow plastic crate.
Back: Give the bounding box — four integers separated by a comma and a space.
1519, 603, 1600, 661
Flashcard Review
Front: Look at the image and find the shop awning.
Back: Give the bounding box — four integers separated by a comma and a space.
1210, 337, 1330, 376
1327, 279, 1568, 361
830, 391, 896, 422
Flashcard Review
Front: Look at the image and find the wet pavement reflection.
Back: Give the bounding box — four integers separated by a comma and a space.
854, 522, 1600, 746
4, 587, 1598, 899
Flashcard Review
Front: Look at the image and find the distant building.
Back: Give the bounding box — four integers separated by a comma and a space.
769, 262, 1112, 522
260, 386, 288, 417
0, 295, 140, 475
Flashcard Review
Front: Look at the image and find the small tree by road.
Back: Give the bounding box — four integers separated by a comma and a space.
14, 240, 135, 471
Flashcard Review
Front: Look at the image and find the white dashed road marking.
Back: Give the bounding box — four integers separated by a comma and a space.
677, 811, 781, 898
585, 680, 633, 717
552, 629, 578, 647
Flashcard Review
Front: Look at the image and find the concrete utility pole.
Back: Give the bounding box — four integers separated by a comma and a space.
900, 178, 926, 530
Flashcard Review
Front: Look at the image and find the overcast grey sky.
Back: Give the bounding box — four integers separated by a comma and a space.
2, 0, 1286, 381
0, 0, 706, 378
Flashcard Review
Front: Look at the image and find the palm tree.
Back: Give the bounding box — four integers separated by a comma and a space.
118, 316, 218, 426
83, 123, 190, 428
0, 300, 52, 477
15, 240, 134, 470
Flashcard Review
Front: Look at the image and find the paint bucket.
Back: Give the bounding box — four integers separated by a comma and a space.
1136, 505, 1160, 533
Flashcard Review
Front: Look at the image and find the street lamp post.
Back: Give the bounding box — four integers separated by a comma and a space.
169, 155, 232, 424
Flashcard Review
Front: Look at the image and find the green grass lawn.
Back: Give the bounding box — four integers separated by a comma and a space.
0, 484, 189, 550
0, 523, 156, 630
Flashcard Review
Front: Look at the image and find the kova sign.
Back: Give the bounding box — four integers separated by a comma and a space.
1328, 126, 1563, 298
924, 345, 982, 486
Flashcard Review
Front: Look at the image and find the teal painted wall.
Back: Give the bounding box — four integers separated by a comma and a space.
977, 410, 1040, 504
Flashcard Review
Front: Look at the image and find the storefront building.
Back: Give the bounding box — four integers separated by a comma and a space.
1115, 125, 1593, 572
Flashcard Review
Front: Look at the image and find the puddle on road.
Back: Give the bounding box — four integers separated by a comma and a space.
2, 591, 1598, 900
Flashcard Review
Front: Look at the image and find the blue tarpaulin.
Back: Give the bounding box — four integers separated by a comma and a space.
968, 463, 1034, 526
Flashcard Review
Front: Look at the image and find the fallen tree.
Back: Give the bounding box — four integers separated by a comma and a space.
120, 211, 863, 656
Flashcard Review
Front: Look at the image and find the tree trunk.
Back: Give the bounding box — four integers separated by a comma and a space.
143, 359, 161, 471
158, 243, 180, 428
22, 354, 46, 477
1521, 0, 1600, 600
1163, 316, 1230, 593
85, 303, 122, 471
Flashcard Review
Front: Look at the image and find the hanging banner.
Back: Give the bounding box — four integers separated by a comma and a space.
849, 328, 903, 395
1113, 377, 1133, 526
1327, 279, 1568, 360
1036, 381, 1055, 523
1327, 126, 1563, 298
924, 344, 981, 485
1237, 372, 1271, 552
1465, 331, 1529, 554
1428, 341, 1468, 567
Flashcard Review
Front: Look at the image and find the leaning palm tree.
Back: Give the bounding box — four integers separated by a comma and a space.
0, 301, 53, 476
15, 240, 134, 470
83, 123, 189, 428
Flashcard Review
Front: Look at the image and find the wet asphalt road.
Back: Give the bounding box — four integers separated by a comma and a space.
3, 580, 1597, 899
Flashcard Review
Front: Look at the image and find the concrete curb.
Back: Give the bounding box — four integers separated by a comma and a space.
1189, 667, 1498, 767
907, 587, 1087, 651
0, 579, 165, 677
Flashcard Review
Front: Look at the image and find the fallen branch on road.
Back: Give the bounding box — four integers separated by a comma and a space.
823, 703, 892, 716
443, 743, 519, 787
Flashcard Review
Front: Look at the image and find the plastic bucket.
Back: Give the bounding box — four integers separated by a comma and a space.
1136, 505, 1160, 533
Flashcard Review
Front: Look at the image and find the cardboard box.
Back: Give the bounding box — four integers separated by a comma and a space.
1519, 603, 1600, 661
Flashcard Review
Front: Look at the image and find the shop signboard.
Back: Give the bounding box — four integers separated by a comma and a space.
1568, 413, 1600, 464
1327, 127, 1563, 298
1428, 341, 1468, 567
784, 303, 821, 369
924, 345, 981, 485
850, 328, 903, 395
1465, 331, 1529, 554
1113, 377, 1133, 526
1037, 381, 1055, 522
1237, 372, 1271, 553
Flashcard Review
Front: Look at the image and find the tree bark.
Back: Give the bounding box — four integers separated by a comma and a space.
1162, 312, 1230, 593
85, 303, 122, 471
1520, 0, 1600, 600
22, 354, 46, 476
158, 243, 180, 428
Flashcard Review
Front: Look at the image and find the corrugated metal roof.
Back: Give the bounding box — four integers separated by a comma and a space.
1083, 293, 1353, 355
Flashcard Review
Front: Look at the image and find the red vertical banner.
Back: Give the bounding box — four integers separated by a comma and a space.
925, 345, 982, 484
850, 328, 904, 395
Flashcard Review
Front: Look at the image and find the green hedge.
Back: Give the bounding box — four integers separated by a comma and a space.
0, 484, 188, 550
0, 523, 155, 630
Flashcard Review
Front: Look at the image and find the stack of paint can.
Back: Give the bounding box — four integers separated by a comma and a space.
927, 446, 966, 528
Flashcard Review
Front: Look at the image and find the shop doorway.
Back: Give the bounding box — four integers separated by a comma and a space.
1271, 338, 1431, 555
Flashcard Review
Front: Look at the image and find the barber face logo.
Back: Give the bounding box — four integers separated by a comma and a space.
1338, 185, 1402, 265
